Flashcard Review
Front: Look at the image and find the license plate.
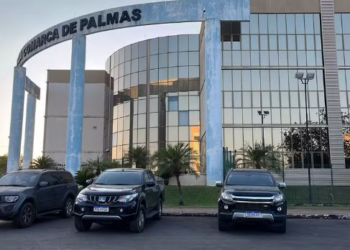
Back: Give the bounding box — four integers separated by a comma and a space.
93, 206, 109, 212
244, 212, 263, 218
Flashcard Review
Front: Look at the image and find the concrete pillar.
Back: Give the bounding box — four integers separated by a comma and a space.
65, 35, 86, 175
23, 93, 36, 169
7, 67, 26, 173
205, 19, 223, 186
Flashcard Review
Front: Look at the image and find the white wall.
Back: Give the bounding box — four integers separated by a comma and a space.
168, 174, 207, 186
44, 82, 107, 165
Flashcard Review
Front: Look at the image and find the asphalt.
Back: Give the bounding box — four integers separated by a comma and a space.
0, 216, 350, 250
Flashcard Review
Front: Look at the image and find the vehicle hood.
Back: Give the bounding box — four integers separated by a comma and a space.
223, 185, 281, 196
82, 184, 141, 195
0, 186, 32, 195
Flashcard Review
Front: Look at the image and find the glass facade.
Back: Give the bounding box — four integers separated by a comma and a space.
221, 14, 330, 169
107, 35, 201, 172
336, 13, 350, 168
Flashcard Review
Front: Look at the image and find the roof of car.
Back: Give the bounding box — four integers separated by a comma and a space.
105, 168, 147, 172
11, 169, 67, 173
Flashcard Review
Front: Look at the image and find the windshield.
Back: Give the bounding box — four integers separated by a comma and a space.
94, 171, 142, 185
0, 172, 40, 187
226, 172, 275, 187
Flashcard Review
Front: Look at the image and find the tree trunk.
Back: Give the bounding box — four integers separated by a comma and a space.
175, 174, 184, 206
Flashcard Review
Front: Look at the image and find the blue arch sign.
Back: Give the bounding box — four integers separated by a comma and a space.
17, 0, 250, 66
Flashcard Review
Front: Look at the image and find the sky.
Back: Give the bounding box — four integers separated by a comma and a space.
0, 0, 201, 158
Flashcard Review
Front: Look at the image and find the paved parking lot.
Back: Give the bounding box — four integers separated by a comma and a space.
0, 216, 350, 250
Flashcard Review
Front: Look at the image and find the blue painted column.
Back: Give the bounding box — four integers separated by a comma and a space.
23, 93, 36, 169
205, 19, 223, 186
7, 67, 26, 173
65, 35, 86, 175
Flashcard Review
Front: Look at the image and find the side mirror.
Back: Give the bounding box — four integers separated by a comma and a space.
86, 179, 93, 185
39, 181, 49, 188
278, 182, 286, 189
146, 181, 156, 187
216, 181, 223, 187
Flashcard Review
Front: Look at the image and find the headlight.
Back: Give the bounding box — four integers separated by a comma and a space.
220, 192, 232, 201
4, 196, 19, 203
118, 194, 138, 203
274, 194, 284, 202
77, 193, 87, 202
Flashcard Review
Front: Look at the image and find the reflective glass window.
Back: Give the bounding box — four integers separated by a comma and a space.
139, 99, 146, 114
159, 37, 168, 54
232, 70, 241, 91
168, 96, 178, 111
138, 129, 146, 143
139, 41, 147, 57
342, 14, 350, 34
242, 71, 251, 90
243, 109, 252, 124
260, 51, 269, 66
305, 14, 314, 34
252, 92, 260, 107
278, 35, 287, 50
189, 96, 199, 110
169, 36, 178, 52
271, 108, 281, 124
179, 35, 189, 51
232, 41, 241, 50
315, 35, 322, 50
295, 14, 305, 34
260, 35, 268, 50
259, 14, 268, 34
150, 113, 158, 127
232, 51, 241, 66
271, 92, 280, 107
268, 14, 277, 34
291, 109, 300, 124
286, 14, 296, 34
281, 109, 290, 124
179, 127, 189, 141
150, 98, 158, 113
288, 51, 297, 66
224, 91, 233, 108
169, 53, 178, 67
261, 70, 270, 90
338, 51, 345, 66
344, 35, 350, 50
307, 51, 316, 66
189, 52, 199, 65
223, 70, 233, 91
269, 35, 278, 50
124, 61, 131, 75
242, 51, 250, 66
150, 69, 158, 83
223, 51, 232, 66
251, 35, 259, 50
243, 92, 251, 107
234, 92, 242, 107
224, 108, 233, 124
297, 35, 305, 50
241, 22, 250, 34
277, 14, 287, 34
270, 71, 279, 90
290, 92, 299, 107
150, 39, 158, 55
139, 57, 147, 72
262, 92, 270, 107
287, 35, 296, 50
179, 111, 189, 126
189, 35, 199, 51
251, 70, 261, 90
314, 14, 320, 34
306, 35, 315, 50
297, 51, 307, 66
168, 127, 178, 142
159, 54, 168, 68
179, 52, 189, 66
179, 67, 189, 78
131, 59, 138, 73
242, 36, 250, 50
124, 75, 131, 89
336, 35, 343, 50
269, 51, 278, 66
279, 51, 288, 66
150, 55, 158, 69
189, 111, 200, 126
169, 112, 179, 126
281, 92, 289, 107
138, 114, 146, 128
159, 68, 168, 81
250, 15, 259, 34
234, 109, 243, 125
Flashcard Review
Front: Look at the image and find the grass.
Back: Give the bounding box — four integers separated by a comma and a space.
163, 185, 350, 209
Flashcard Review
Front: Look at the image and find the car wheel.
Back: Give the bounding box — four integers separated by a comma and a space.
218, 219, 230, 232
61, 197, 74, 218
13, 202, 36, 228
153, 198, 162, 220
274, 219, 287, 234
129, 204, 146, 233
74, 215, 92, 232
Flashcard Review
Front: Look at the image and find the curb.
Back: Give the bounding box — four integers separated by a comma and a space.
162, 213, 350, 220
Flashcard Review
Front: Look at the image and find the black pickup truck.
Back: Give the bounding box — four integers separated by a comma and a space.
74, 168, 165, 233
216, 169, 287, 233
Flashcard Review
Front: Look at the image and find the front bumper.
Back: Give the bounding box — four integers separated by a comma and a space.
74, 201, 138, 222
0, 203, 19, 220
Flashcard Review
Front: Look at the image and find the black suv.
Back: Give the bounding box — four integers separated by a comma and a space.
216, 169, 287, 233
74, 168, 165, 233
0, 169, 78, 228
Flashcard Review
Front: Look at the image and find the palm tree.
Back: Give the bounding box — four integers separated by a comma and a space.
82, 157, 121, 175
236, 143, 282, 173
124, 146, 150, 169
152, 143, 197, 206
0, 154, 7, 176
30, 155, 55, 169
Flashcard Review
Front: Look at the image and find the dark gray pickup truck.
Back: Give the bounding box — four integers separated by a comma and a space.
216, 169, 287, 233
74, 168, 165, 233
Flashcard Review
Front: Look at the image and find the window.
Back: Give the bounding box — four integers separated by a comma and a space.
179, 111, 189, 126
38, 173, 51, 187
168, 96, 178, 111
51, 172, 64, 185
62, 172, 74, 184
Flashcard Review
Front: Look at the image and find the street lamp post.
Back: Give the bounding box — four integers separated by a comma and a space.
257, 110, 269, 148
295, 72, 315, 204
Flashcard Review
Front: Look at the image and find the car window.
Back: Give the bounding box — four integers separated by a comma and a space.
62, 172, 74, 184
38, 173, 51, 187
50, 172, 64, 185
94, 171, 142, 185
147, 171, 156, 182
144, 171, 153, 183
226, 172, 275, 187
0, 172, 40, 187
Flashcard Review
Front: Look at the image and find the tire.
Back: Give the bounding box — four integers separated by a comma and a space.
274, 219, 287, 234
218, 219, 230, 232
153, 198, 162, 220
74, 216, 92, 232
129, 205, 146, 233
61, 197, 74, 218
13, 202, 36, 228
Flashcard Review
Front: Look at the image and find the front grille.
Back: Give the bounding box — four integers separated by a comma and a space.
86, 195, 118, 205
235, 203, 271, 211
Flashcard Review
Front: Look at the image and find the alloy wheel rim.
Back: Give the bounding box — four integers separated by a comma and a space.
138, 210, 145, 228
23, 206, 33, 224
66, 201, 73, 215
